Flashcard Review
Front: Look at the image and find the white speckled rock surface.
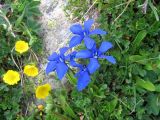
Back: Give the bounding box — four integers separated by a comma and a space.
39, 0, 71, 54
38, 0, 72, 88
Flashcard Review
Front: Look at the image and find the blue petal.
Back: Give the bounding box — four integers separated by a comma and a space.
89, 28, 107, 35
48, 52, 59, 61
92, 44, 97, 50
46, 61, 57, 74
69, 36, 83, 48
84, 19, 94, 33
105, 56, 116, 64
75, 50, 92, 58
56, 62, 68, 80
99, 55, 116, 64
84, 37, 95, 49
60, 47, 69, 55
77, 71, 90, 91
70, 24, 83, 35
87, 58, 100, 74
98, 41, 113, 54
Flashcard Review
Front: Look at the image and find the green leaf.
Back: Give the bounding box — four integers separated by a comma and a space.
145, 64, 153, 70
136, 79, 155, 91
155, 85, 160, 92
132, 30, 147, 49
59, 95, 77, 119
147, 94, 160, 115
129, 55, 147, 65
148, 0, 159, 21
105, 98, 118, 113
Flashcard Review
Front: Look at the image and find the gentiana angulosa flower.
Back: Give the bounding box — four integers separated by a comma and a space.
46, 19, 116, 91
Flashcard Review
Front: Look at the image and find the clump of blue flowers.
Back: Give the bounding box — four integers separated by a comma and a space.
46, 19, 116, 91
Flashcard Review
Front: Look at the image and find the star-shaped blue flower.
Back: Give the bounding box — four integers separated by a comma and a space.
69, 19, 107, 49
75, 41, 116, 74
46, 47, 69, 80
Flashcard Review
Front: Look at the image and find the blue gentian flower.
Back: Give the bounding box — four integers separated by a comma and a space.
46, 47, 69, 80
69, 19, 107, 49
75, 41, 116, 74
75, 65, 91, 91
46, 19, 116, 92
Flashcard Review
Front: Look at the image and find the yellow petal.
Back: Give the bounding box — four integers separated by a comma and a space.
15, 40, 29, 54
35, 84, 51, 99
3, 70, 20, 85
24, 65, 38, 77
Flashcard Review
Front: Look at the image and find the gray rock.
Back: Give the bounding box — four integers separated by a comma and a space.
39, 0, 71, 54
38, 0, 72, 88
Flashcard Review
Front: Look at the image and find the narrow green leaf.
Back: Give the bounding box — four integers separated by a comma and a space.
136, 79, 155, 91
132, 30, 147, 48
148, 0, 159, 21
15, 8, 26, 27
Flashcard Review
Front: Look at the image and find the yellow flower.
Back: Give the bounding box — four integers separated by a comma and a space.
36, 84, 51, 99
24, 65, 38, 77
15, 40, 29, 54
3, 70, 20, 85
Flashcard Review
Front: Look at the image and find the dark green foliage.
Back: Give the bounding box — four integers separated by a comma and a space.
0, 83, 22, 120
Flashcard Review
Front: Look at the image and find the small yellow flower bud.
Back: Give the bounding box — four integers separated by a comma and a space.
37, 104, 44, 111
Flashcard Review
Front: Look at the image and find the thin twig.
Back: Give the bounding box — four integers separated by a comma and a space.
11, 47, 24, 86
112, 0, 134, 24
30, 48, 39, 62
19, 57, 24, 87
11, 48, 21, 71
25, 102, 29, 116
115, 0, 134, 8
80, 0, 98, 20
